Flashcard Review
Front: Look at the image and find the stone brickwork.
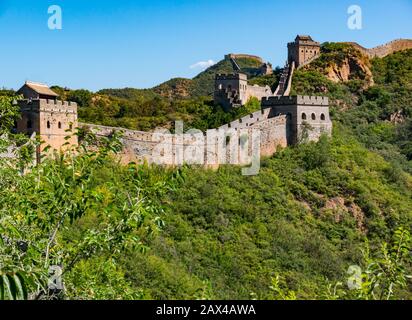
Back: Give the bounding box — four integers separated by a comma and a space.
17, 99, 78, 154
81, 112, 288, 165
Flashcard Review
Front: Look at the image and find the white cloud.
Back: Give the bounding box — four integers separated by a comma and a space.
190, 59, 216, 70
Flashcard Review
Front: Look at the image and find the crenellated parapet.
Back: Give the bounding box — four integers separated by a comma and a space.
215, 73, 248, 81
262, 95, 329, 107
219, 108, 272, 130
18, 99, 78, 114
261, 95, 332, 144
225, 54, 264, 63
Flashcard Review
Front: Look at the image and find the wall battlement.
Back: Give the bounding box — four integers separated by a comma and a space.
220, 109, 271, 130
215, 73, 247, 81
19, 99, 78, 113
214, 72, 273, 110
262, 95, 329, 106
225, 54, 264, 63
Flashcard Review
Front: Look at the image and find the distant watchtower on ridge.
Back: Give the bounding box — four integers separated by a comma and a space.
287, 35, 321, 68
16, 81, 78, 156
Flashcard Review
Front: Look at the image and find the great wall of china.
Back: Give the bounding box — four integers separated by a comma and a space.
4, 36, 412, 167
80, 110, 288, 166
81, 96, 330, 166
345, 39, 412, 58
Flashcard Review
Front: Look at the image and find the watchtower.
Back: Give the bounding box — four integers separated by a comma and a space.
214, 73, 249, 111
16, 81, 78, 154
287, 35, 321, 68
261, 95, 332, 144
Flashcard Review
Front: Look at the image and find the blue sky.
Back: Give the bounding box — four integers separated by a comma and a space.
0, 0, 411, 91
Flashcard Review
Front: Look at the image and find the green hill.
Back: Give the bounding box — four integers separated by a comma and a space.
151, 55, 269, 99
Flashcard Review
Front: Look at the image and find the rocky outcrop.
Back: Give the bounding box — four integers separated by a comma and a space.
322, 197, 366, 233
326, 55, 374, 87
390, 110, 406, 124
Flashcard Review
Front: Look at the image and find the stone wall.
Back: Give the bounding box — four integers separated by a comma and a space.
80, 111, 288, 166
81, 95, 331, 166
247, 84, 273, 102
262, 95, 329, 106
346, 39, 412, 58
225, 54, 264, 63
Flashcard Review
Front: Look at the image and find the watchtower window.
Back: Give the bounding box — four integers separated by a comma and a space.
321, 113, 326, 121
58, 122, 62, 129
47, 121, 51, 129
69, 124, 73, 130
226, 136, 231, 146
27, 119, 32, 129
311, 113, 316, 120
302, 113, 307, 120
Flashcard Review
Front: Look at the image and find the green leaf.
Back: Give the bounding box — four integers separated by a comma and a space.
8, 274, 18, 300
2, 274, 13, 300
13, 273, 26, 300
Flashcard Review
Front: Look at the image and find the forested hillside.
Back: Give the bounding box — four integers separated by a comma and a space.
1, 45, 412, 300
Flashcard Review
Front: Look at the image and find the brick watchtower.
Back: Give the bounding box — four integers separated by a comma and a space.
16, 81, 78, 155
287, 35, 321, 68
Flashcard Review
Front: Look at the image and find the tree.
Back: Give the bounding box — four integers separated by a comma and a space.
0, 96, 19, 134
0, 133, 173, 300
